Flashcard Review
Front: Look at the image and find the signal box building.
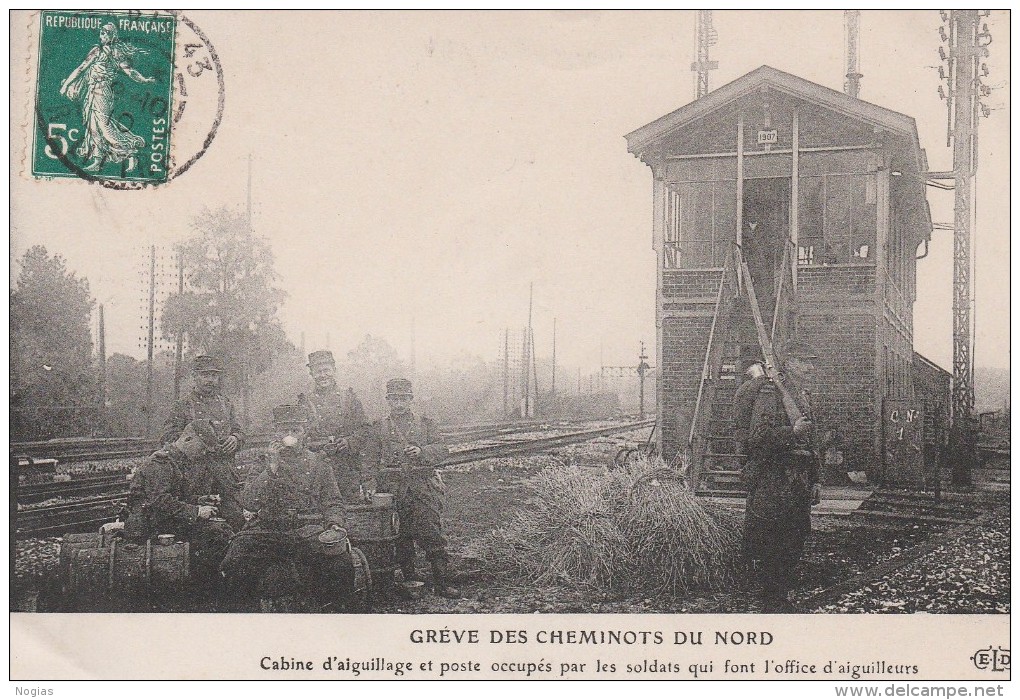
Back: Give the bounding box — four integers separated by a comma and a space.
625, 66, 949, 491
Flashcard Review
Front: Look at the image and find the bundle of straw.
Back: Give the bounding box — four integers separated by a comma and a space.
482, 458, 741, 596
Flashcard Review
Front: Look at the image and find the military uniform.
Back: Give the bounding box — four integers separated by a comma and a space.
123, 443, 242, 591
362, 393, 452, 589
733, 373, 820, 610
220, 406, 350, 606
300, 386, 369, 499
162, 389, 244, 454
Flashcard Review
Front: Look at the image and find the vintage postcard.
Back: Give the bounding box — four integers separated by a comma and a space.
9, 10, 1010, 686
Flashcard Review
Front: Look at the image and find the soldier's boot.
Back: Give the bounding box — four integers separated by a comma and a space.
397, 539, 422, 583
429, 557, 461, 599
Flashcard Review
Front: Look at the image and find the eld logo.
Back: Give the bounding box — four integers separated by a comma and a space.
971, 646, 1010, 672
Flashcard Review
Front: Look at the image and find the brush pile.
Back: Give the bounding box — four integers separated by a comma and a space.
482, 458, 742, 596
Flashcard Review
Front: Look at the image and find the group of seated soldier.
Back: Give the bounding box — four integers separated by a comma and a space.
122, 351, 457, 611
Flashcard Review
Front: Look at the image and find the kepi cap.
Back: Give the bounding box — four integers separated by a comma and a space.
273, 404, 309, 425
307, 350, 335, 368
193, 355, 223, 373
386, 378, 413, 397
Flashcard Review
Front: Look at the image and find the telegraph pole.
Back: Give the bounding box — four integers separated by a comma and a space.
97, 304, 106, 432
637, 341, 651, 420
550, 318, 557, 397
691, 10, 719, 99
172, 250, 185, 400
145, 244, 156, 437
939, 10, 992, 486
502, 328, 510, 418
844, 10, 863, 98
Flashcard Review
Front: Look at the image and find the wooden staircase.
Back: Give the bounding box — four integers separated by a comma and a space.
696, 305, 758, 497
690, 241, 796, 498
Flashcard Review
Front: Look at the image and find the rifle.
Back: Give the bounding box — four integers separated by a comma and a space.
741, 260, 821, 505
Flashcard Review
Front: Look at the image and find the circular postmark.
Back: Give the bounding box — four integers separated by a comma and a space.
31, 10, 224, 189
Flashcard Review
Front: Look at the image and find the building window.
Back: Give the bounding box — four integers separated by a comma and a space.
798, 245, 815, 265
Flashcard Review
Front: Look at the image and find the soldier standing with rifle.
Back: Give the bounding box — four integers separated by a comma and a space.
733, 339, 823, 613
363, 378, 460, 598
162, 355, 245, 472
298, 350, 369, 501
124, 419, 243, 602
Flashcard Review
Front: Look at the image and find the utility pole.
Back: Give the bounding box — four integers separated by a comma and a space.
691, 10, 719, 100
172, 250, 185, 400
530, 327, 539, 417
145, 244, 156, 438
523, 284, 533, 418
637, 341, 651, 420
940, 10, 991, 486
843, 10, 863, 98
550, 318, 557, 397
97, 304, 106, 432
502, 328, 509, 418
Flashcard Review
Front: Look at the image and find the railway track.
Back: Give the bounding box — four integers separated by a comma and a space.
10, 419, 568, 464
15, 418, 655, 537
17, 474, 130, 504
16, 495, 129, 537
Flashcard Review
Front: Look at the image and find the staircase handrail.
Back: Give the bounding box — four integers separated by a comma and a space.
687, 247, 737, 454
770, 237, 796, 344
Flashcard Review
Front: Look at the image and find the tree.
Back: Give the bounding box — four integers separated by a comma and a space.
339, 335, 409, 417
162, 206, 291, 425
103, 351, 176, 437
10, 246, 97, 439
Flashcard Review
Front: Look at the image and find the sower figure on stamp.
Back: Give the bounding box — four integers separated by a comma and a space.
162, 355, 245, 478
59, 23, 155, 172
123, 419, 243, 603
220, 404, 352, 612
733, 339, 823, 613
298, 349, 370, 502
363, 378, 460, 598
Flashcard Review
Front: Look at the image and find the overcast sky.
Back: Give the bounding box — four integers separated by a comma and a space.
10, 10, 1010, 373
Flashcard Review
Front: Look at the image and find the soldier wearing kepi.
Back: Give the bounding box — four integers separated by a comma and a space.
124, 419, 243, 599
220, 404, 351, 611
733, 338, 823, 613
161, 355, 244, 471
298, 349, 370, 501
363, 378, 459, 598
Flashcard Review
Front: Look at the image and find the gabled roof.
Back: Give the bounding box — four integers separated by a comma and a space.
625, 65, 924, 173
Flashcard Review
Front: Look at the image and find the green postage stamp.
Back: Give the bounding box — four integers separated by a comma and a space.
33, 11, 177, 183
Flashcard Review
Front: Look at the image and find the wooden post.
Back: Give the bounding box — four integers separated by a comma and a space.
502, 328, 509, 418
551, 318, 557, 397
874, 151, 891, 465
736, 113, 745, 292
652, 168, 666, 456
791, 108, 800, 292
173, 251, 184, 401
98, 304, 106, 433
145, 245, 156, 438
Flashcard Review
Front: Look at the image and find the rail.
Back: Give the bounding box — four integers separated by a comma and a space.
15, 419, 655, 537
10, 419, 566, 464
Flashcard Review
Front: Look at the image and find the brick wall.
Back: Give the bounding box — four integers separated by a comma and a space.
659, 315, 714, 461
799, 265, 876, 299
796, 312, 877, 478
662, 269, 721, 299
